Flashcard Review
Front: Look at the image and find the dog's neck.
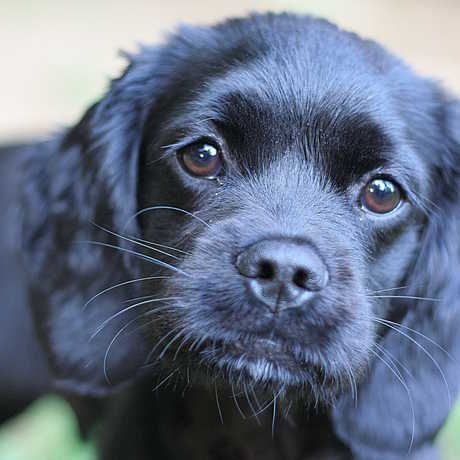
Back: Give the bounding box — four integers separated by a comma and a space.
101, 382, 350, 460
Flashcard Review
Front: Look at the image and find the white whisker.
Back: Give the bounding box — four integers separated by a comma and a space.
152, 369, 179, 393
373, 342, 412, 380
376, 317, 456, 363
91, 222, 182, 260
124, 205, 211, 231
215, 383, 224, 424
128, 234, 192, 256
373, 317, 452, 409
102, 309, 162, 385
366, 285, 409, 294
77, 240, 189, 276
83, 276, 169, 310
369, 348, 415, 453
231, 382, 246, 420
91, 299, 177, 340
367, 294, 440, 302
158, 328, 186, 360
145, 325, 184, 364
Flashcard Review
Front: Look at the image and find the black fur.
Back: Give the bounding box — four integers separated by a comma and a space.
5, 13, 460, 459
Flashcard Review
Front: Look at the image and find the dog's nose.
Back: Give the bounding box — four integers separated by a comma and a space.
236, 239, 329, 312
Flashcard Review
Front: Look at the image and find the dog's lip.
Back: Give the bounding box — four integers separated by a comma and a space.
200, 333, 302, 363
234, 337, 284, 355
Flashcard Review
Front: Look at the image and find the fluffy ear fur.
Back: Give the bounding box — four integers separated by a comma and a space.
21, 49, 161, 396
332, 95, 460, 459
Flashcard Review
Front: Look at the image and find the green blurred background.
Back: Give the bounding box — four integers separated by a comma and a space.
0, 0, 458, 458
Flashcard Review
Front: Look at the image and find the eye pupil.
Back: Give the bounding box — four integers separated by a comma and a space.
194, 144, 216, 162
179, 142, 222, 178
361, 178, 402, 214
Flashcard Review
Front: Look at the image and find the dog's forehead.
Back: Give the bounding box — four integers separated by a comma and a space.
193, 59, 393, 189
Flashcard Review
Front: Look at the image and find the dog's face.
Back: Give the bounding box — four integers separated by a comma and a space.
133, 17, 429, 401
23, 13, 460, 455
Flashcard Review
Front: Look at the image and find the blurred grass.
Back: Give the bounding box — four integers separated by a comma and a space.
439, 401, 460, 459
0, 395, 458, 459
0, 397, 96, 460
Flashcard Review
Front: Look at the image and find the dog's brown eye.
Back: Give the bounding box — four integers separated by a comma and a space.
361, 178, 402, 214
178, 142, 222, 179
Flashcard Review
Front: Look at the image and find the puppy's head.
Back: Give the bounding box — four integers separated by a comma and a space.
133, 15, 428, 399
23, 12, 460, 452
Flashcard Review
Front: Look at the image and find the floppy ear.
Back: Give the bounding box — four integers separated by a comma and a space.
332, 95, 460, 458
21, 49, 162, 396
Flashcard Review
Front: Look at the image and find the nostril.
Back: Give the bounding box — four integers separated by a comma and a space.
237, 239, 328, 295
292, 268, 309, 289
257, 260, 275, 279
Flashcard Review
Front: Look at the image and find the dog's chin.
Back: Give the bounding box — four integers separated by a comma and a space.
188, 333, 348, 404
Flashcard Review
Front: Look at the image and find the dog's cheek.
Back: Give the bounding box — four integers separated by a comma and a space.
137, 163, 196, 243
365, 225, 420, 318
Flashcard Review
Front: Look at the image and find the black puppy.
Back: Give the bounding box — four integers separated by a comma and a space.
8, 12, 460, 459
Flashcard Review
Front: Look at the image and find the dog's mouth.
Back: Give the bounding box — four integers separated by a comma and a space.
207, 335, 291, 361
196, 331, 299, 359
188, 332, 336, 393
